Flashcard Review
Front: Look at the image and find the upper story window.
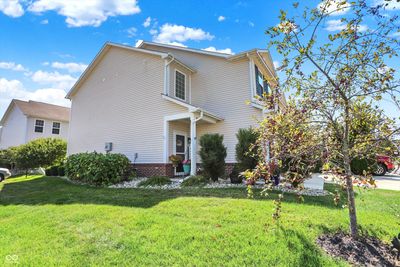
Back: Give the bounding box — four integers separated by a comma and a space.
34, 119, 44, 133
255, 65, 269, 97
52, 122, 61, 135
175, 70, 186, 100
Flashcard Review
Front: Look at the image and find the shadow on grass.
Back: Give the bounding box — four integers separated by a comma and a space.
0, 176, 345, 209
276, 226, 342, 266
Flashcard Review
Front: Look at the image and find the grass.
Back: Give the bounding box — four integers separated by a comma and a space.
181, 175, 209, 187
0, 175, 399, 266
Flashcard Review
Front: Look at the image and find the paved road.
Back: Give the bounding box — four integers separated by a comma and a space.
373, 173, 400, 191
305, 173, 400, 191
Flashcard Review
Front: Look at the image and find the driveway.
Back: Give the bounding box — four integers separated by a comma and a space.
373, 173, 400, 191
306, 173, 400, 191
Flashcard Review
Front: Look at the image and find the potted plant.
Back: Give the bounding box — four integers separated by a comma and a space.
169, 155, 181, 168
182, 159, 191, 175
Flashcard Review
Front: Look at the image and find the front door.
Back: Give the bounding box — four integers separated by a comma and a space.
174, 133, 186, 175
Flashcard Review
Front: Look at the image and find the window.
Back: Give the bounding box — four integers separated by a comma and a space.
52, 122, 61, 135
34, 119, 44, 133
255, 65, 269, 97
175, 70, 186, 100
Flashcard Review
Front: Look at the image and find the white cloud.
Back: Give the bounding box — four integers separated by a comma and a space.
0, 0, 24, 17
31, 70, 77, 90
273, 61, 280, 69
0, 78, 70, 111
203, 46, 234, 55
149, 28, 158, 35
325, 19, 368, 32
374, 0, 400, 10
28, 0, 141, 27
0, 61, 27, 72
126, 27, 137, 37
40, 19, 48, 24
143, 16, 151, 27
248, 21, 254, 27
51, 62, 88, 73
218, 15, 225, 22
318, 0, 350, 16
325, 19, 347, 31
153, 23, 214, 45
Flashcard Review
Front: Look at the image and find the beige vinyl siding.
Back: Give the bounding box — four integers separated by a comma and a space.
0, 105, 27, 149
26, 117, 69, 142
143, 44, 263, 162
67, 46, 186, 163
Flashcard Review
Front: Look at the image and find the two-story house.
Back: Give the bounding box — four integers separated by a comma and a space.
66, 41, 282, 177
0, 99, 70, 149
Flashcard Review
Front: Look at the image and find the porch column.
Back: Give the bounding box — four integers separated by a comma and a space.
190, 114, 197, 175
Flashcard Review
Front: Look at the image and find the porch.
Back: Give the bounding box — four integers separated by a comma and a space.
164, 109, 223, 176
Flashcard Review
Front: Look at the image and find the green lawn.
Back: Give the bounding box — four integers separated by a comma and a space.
0, 175, 399, 266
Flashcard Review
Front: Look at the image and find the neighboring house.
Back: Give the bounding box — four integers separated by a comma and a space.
0, 99, 70, 149
66, 41, 284, 177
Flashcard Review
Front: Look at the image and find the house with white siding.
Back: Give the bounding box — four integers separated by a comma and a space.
0, 99, 70, 149
66, 41, 283, 177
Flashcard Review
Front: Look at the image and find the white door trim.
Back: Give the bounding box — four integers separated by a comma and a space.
173, 130, 188, 176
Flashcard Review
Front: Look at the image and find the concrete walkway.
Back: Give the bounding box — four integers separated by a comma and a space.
373, 174, 400, 191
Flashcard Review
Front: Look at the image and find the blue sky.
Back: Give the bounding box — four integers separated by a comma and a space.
0, 0, 399, 118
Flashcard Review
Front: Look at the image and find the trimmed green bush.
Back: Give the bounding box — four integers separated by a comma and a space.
235, 128, 259, 171
138, 176, 172, 187
181, 175, 209, 187
65, 152, 131, 186
229, 165, 243, 184
350, 157, 375, 175
45, 164, 66, 176
199, 134, 227, 182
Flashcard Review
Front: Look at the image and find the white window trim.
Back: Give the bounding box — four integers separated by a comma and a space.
174, 69, 187, 101
249, 59, 270, 109
34, 119, 45, 133
52, 121, 61, 135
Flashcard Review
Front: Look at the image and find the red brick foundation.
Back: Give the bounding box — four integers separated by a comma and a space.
132, 163, 174, 177
132, 163, 237, 178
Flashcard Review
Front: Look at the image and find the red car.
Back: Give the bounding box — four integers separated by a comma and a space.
374, 155, 396, 176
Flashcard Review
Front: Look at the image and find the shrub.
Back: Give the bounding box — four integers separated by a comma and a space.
0, 147, 17, 169
65, 152, 131, 186
138, 176, 172, 187
350, 157, 375, 175
181, 175, 209, 187
229, 165, 243, 184
15, 138, 66, 171
199, 134, 227, 182
235, 128, 259, 171
45, 164, 65, 176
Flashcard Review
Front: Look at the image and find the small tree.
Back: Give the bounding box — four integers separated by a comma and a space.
0, 147, 18, 169
199, 134, 227, 181
235, 128, 259, 172
15, 138, 67, 172
262, 0, 400, 237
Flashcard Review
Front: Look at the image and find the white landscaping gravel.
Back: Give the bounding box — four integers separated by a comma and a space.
108, 177, 330, 196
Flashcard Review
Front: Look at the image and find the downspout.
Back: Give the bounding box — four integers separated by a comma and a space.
163, 54, 174, 95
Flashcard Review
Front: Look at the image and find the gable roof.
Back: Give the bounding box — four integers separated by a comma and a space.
0, 99, 70, 125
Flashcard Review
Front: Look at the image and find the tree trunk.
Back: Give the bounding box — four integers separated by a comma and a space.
343, 103, 358, 238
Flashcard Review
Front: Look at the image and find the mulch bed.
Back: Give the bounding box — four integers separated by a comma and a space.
317, 232, 399, 266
